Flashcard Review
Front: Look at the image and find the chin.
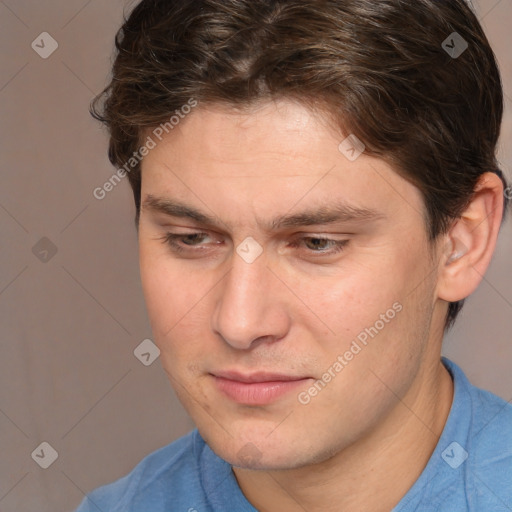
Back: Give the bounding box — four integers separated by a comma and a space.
199, 421, 331, 471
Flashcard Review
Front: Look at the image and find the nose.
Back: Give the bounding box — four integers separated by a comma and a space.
211, 248, 291, 350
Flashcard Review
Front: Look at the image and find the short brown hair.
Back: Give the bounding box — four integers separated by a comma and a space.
91, 0, 509, 329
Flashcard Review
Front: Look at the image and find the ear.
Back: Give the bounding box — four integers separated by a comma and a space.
437, 172, 504, 303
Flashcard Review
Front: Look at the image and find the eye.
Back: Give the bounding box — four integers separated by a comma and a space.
159, 232, 214, 253
289, 236, 349, 255
157, 232, 349, 258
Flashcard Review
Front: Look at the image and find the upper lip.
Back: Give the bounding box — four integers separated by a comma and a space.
212, 371, 309, 383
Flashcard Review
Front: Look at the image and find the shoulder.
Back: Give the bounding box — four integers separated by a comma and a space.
467, 382, 512, 474
463, 369, 512, 452
395, 359, 512, 511
447, 358, 512, 508
445, 358, 512, 462
75, 429, 204, 512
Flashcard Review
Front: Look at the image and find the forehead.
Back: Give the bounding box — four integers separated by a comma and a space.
143, 100, 340, 173
140, 100, 425, 226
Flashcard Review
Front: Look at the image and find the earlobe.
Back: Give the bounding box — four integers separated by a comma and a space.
437, 172, 504, 303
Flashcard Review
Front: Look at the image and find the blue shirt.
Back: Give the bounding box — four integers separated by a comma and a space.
75, 358, 512, 511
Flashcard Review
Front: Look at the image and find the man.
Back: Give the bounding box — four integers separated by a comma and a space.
78, 0, 512, 510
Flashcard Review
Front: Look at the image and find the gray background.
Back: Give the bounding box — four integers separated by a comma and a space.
0, 1, 510, 511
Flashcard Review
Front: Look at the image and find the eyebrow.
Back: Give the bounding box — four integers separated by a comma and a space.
141, 194, 384, 231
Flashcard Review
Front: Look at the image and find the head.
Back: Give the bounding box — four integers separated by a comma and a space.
92, 0, 508, 469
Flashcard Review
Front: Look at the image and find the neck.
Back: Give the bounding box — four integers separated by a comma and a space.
232, 359, 454, 512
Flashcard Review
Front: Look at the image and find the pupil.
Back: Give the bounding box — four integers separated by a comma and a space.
185, 234, 203, 245
309, 238, 327, 250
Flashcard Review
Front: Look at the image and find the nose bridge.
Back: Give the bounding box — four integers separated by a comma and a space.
212, 250, 288, 349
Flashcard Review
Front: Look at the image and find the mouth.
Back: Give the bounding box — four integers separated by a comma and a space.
210, 370, 312, 405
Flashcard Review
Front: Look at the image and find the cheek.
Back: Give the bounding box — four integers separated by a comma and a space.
302, 248, 431, 367
139, 247, 173, 329
140, 238, 191, 310
296, 259, 403, 339
139, 229, 433, 361
140, 243, 197, 338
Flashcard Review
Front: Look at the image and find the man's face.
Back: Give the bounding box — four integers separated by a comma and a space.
138, 100, 443, 470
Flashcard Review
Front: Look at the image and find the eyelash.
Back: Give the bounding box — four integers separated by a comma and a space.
158, 232, 349, 256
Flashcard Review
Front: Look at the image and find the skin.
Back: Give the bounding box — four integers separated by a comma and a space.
137, 99, 504, 512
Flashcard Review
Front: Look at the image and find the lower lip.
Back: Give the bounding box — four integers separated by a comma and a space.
213, 376, 310, 405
